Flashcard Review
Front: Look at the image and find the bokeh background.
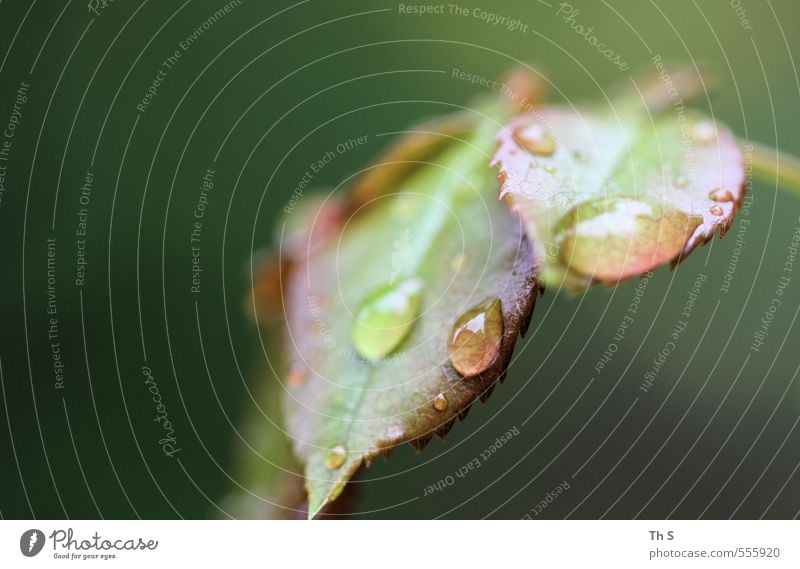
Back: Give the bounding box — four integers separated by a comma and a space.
0, 0, 798, 519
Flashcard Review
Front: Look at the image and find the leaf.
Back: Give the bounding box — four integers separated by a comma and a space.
281, 105, 540, 518
277, 68, 746, 515
349, 111, 477, 208
493, 106, 746, 290
348, 65, 548, 209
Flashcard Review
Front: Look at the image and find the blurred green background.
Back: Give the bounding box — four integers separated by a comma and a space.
0, 0, 798, 519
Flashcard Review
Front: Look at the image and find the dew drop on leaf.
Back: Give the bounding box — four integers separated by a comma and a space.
324, 445, 347, 470
351, 278, 424, 360
710, 188, 734, 202
515, 123, 556, 156
450, 253, 465, 273
286, 363, 307, 389
433, 393, 448, 412
555, 197, 702, 284
691, 121, 716, 145
392, 193, 423, 222
573, 149, 590, 162
448, 298, 504, 377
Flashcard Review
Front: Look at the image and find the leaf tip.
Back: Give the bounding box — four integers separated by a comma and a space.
305, 455, 363, 520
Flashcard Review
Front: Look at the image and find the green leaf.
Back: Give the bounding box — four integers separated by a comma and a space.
493, 106, 746, 290
281, 105, 540, 518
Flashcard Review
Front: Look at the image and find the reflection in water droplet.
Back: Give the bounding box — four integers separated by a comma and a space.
691, 121, 716, 145
448, 298, 504, 377
433, 393, 448, 412
286, 363, 307, 389
544, 164, 557, 174
555, 196, 702, 283
709, 205, 723, 216
325, 445, 347, 470
709, 188, 734, 202
351, 278, 423, 360
674, 176, 688, 188
515, 123, 556, 156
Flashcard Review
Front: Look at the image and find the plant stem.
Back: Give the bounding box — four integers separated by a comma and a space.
745, 139, 800, 198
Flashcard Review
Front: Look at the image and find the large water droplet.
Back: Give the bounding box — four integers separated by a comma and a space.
555, 196, 702, 283
448, 298, 504, 377
351, 278, 423, 360
325, 445, 347, 470
515, 123, 556, 156
709, 188, 734, 202
433, 393, 448, 412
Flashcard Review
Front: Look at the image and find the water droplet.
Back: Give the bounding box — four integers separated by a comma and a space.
325, 445, 347, 470
448, 298, 504, 376
674, 176, 688, 188
691, 121, 716, 145
515, 123, 556, 156
709, 205, 723, 216
709, 188, 734, 202
573, 149, 590, 162
450, 253, 465, 272
286, 363, 307, 389
392, 193, 424, 222
555, 196, 702, 283
351, 278, 423, 360
544, 164, 557, 174
433, 393, 448, 412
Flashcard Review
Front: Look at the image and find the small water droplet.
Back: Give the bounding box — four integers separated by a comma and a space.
555, 196, 702, 283
544, 164, 557, 174
325, 445, 347, 470
448, 298, 504, 377
709, 188, 734, 202
392, 193, 422, 222
573, 149, 590, 162
351, 278, 423, 360
286, 363, 307, 389
674, 176, 688, 188
691, 121, 716, 145
709, 205, 723, 216
433, 393, 448, 412
450, 253, 465, 272
515, 123, 556, 156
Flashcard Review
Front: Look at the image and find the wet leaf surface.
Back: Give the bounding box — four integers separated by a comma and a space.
274, 68, 749, 516
493, 107, 746, 289
281, 113, 540, 517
